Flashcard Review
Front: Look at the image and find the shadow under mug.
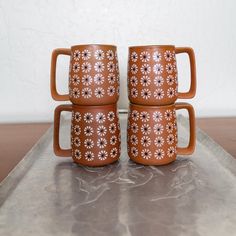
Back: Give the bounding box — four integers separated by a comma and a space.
127, 102, 196, 165
51, 44, 120, 106
128, 45, 196, 106
54, 104, 121, 167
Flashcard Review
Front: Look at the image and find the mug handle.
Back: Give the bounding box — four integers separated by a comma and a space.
50, 48, 71, 101
53, 104, 73, 157
175, 47, 196, 99
175, 102, 196, 155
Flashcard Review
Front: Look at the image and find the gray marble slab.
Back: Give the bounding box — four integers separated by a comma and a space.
0, 114, 236, 236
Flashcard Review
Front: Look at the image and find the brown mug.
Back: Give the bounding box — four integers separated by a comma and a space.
127, 102, 196, 165
54, 104, 121, 166
51, 44, 120, 105
128, 45, 196, 106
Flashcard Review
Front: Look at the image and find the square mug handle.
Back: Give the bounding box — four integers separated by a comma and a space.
53, 104, 72, 157
50, 48, 71, 101
175, 47, 196, 99
175, 102, 196, 155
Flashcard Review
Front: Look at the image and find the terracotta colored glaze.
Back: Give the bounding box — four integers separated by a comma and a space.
127, 45, 196, 106
54, 104, 121, 167
51, 44, 120, 105
127, 102, 196, 165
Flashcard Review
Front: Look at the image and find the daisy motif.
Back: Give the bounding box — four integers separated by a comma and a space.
74, 112, 81, 122
130, 88, 138, 98
81, 75, 92, 86
94, 62, 105, 72
174, 74, 178, 84
154, 88, 164, 100
140, 111, 150, 122
153, 51, 162, 62
131, 110, 139, 121
154, 149, 165, 160
74, 125, 81, 135
81, 49, 91, 60
81, 62, 92, 73
166, 75, 174, 86
72, 62, 80, 73
167, 87, 175, 98
110, 147, 118, 158
98, 150, 108, 161
154, 137, 164, 147
97, 125, 107, 136
84, 126, 94, 136
164, 50, 172, 61
167, 134, 175, 145
130, 52, 138, 62
85, 151, 94, 161
141, 124, 151, 135
140, 64, 151, 75
107, 111, 115, 121
71, 75, 80, 86
94, 87, 105, 98
141, 136, 151, 147
110, 135, 117, 145
140, 76, 151, 87
154, 76, 164, 87
153, 64, 163, 75
107, 86, 115, 96
167, 146, 175, 157
131, 147, 138, 157
74, 149, 81, 160
96, 112, 106, 123
94, 74, 104, 85
131, 122, 138, 133
84, 139, 94, 149
107, 61, 115, 72
73, 50, 80, 61
115, 63, 119, 72
84, 113, 93, 123
153, 111, 163, 122
153, 123, 164, 135
71, 88, 80, 98
130, 76, 138, 86
130, 64, 138, 74
106, 50, 114, 60
73, 137, 81, 147
81, 87, 92, 99
140, 51, 151, 62
130, 135, 138, 146
109, 123, 116, 133
173, 61, 177, 73
166, 63, 173, 74
108, 73, 116, 84
141, 88, 151, 100
94, 49, 105, 60
141, 149, 152, 160
97, 138, 107, 149
166, 122, 174, 133
164, 110, 173, 121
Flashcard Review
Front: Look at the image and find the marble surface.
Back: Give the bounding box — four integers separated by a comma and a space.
0, 114, 236, 236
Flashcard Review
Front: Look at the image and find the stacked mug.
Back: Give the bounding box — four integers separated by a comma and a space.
50, 45, 121, 166
127, 45, 197, 165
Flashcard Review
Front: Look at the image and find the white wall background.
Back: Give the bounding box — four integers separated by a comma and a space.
0, 0, 236, 123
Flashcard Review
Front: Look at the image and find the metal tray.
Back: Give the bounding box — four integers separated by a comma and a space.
0, 114, 236, 236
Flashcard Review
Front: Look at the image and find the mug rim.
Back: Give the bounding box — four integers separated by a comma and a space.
129, 45, 175, 50
72, 103, 117, 110
129, 102, 175, 109
71, 44, 117, 49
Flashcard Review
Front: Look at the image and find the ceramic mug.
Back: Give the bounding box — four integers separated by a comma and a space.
54, 104, 121, 166
128, 45, 196, 106
51, 44, 120, 105
127, 102, 196, 165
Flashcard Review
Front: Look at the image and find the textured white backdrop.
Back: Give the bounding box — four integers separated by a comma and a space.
0, 0, 236, 122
